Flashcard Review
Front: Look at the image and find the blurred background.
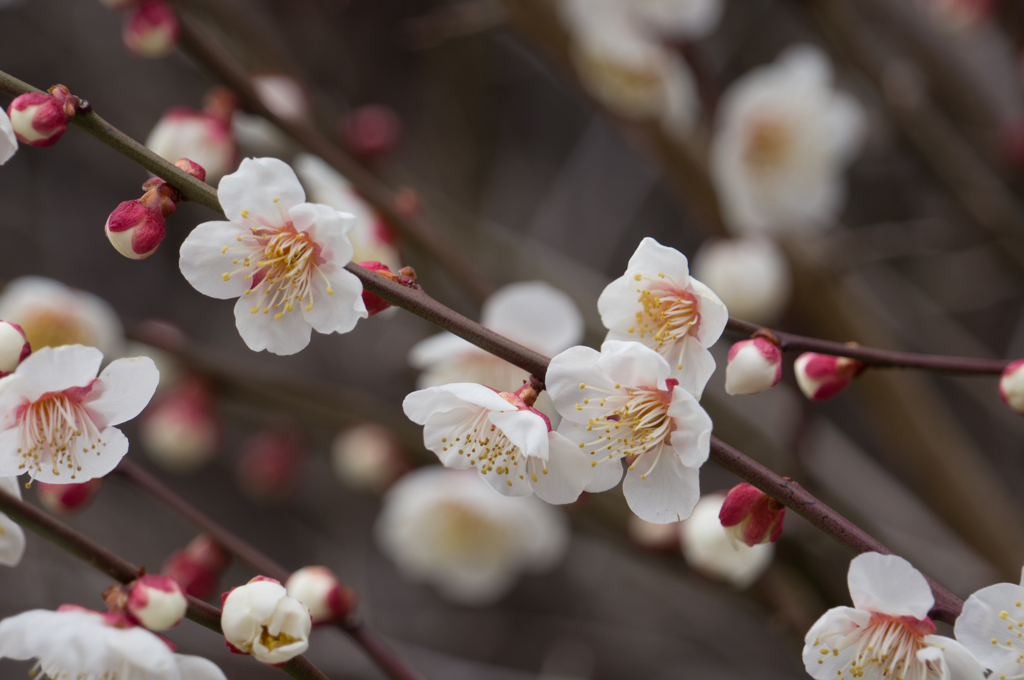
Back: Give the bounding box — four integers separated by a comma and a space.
3, 0, 1024, 677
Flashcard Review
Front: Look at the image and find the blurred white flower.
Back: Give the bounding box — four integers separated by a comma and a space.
627, 515, 680, 551
409, 281, 583, 424
692, 237, 791, 324
547, 341, 713, 523
293, 153, 401, 272
179, 157, 367, 355
0, 107, 16, 164
804, 553, 984, 680
598, 237, 727, 397
0, 345, 158, 483
331, 423, 407, 493
404, 383, 591, 504
0, 476, 26, 567
146, 107, 236, 183
221, 577, 311, 665
232, 74, 310, 157
375, 467, 569, 606
285, 566, 354, 625
0, 276, 125, 359
710, 45, 865, 236
631, 0, 724, 40
0, 607, 226, 680
678, 492, 772, 588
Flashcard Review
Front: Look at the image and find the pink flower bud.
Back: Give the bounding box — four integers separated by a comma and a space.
718, 483, 786, 547
104, 200, 166, 260
1000, 359, 1024, 415
161, 534, 229, 599
123, 0, 179, 58
0, 320, 30, 377
794, 352, 864, 401
8, 92, 68, 147
340, 105, 401, 161
126, 575, 188, 630
330, 423, 408, 494
235, 431, 304, 503
173, 157, 206, 182
724, 338, 782, 396
285, 566, 355, 624
140, 377, 220, 473
359, 261, 395, 315
35, 479, 102, 516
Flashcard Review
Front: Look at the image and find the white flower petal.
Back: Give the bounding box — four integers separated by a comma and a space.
666, 386, 712, 467
301, 265, 366, 335
233, 294, 313, 355
674, 337, 717, 399
627, 237, 691, 285
174, 654, 229, 680
482, 282, 584, 356
84, 357, 159, 427
848, 552, 934, 618
0, 476, 25, 567
488, 409, 550, 461
921, 636, 986, 680
403, 384, 513, 424
422, 410, 479, 468
0, 429, 21, 476
546, 345, 618, 425
478, 452, 533, 497
802, 606, 873, 679
687, 277, 728, 348
34, 426, 129, 484
622, 448, 700, 523
218, 157, 305, 222
13, 345, 102, 399
530, 432, 592, 505
178, 221, 254, 300
597, 340, 671, 389
954, 582, 1024, 669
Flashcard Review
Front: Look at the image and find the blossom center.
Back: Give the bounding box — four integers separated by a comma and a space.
16, 389, 104, 480
744, 117, 793, 170
627, 277, 699, 369
259, 626, 300, 652
812, 613, 940, 680
440, 407, 546, 486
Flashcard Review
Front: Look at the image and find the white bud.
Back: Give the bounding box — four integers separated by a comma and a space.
692, 237, 791, 324
1000, 359, 1024, 415
126, 575, 187, 631
0, 320, 30, 376
221, 577, 311, 665
678, 493, 774, 589
724, 339, 782, 396
285, 566, 354, 625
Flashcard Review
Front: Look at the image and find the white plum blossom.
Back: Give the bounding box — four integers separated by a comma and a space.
954, 568, 1024, 676
0, 106, 16, 164
375, 466, 569, 606
710, 45, 865, 236
0, 476, 26, 567
221, 576, 311, 665
409, 281, 583, 423
692, 237, 792, 324
294, 153, 401, 272
631, 0, 724, 39
0, 345, 159, 482
0, 276, 124, 358
179, 157, 367, 355
546, 341, 713, 523
804, 553, 985, 680
678, 492, 773, 588
0, 607, 227, 680
598, 237, 727, 397
403, 383, 591, 504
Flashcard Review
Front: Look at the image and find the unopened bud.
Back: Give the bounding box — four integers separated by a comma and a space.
718, 483, 785, 547
105, 200, 166, 260
221, 577, 311, 665
140, 377, 219, 473
358, 261, 419, 317
8, 89, 75, 147
340, 104, 401, 161
330, 423, 408, 494
161, 534, 229, 599
794, 352, 864, 401
0, 320, 30, 376
173, 157, 206, 182
235, 430, 304, 503
123, 0, 179, 58
1000, 359, 1024, 415
35, 478, 102, 516
725, 338, 782, 396
126, 574, 188, 630
285, 566, 355, 624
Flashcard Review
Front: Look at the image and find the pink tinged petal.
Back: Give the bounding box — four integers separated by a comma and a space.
802, 606, 873, 680
666, 387, 712, 468
921, 636, 986, 680
300, 266, 367, 336
622, 448, 701, 523
954, 582, 1024, 669
488, 409, 550, 461
848, 552, 934, 618
724, 338, 782, 396
218, 157, 305, 223
597, 341, 672, 390
13, 345, 102, 399
233, 295, 312, 356
481, 282, 584, 356
289, 203, 356, 260
403, 384, 513, 424
545, 345, 618, 425
179, 220, 254, 300
83, 357, 159, 427
531, 432, 592, 504
999, 359, 1024, 415
687, 277, 728, 348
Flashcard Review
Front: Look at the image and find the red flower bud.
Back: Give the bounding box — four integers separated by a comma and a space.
105, 200, 166, 260
123, 0, 179, 58
35, 479, 103, 516
235, 430, 304, 503
340, 105, 401, 162
718, 483, 786, 547
8, 92, 68, 147
794, 352, 865, 401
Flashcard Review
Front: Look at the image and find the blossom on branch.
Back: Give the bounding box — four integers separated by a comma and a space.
221, 576, 311, 665
140, 376, 220, 474
547, 341, 713, 523
124, 574, 188, 631
403, 383, 591, 504
679, 492, 773, 588
0, 345, 159, 482
161, 534, 229, 600
598, 237, 727, 398
0, 607, 227, 680
803, 552, 985, 680
718, 482, 785, 546
330, 423, 408, 494
179, 157, 367, 355
0, 476, 27, 567
375, 467, 569, 606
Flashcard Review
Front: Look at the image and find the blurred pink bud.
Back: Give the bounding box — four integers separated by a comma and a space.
0, 320, 30, 377
724, 338, 782, 396
1000, 359, 1024, 415
340, 104, 401, 161
35, 479, 103, 516
235, 431, 304, 503
8, 92, 68, 147
173, 157, 206, 182
140, 377, 219, 473
626, 515, 680, 552
718, 483, 785, 547
794, 352, 864, 401
105, 200, 166, 260
285, 566, 355, 625
330, 423, 408, 494
123, 0, 179, 58
126, 575, 187, 631
161, 534, 229, 600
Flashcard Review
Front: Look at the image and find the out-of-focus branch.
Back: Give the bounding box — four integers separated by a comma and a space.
0, 487, 330, 680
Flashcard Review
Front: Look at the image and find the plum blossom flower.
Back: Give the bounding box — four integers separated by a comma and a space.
403, 383, 591, 504
409, 281, 584, 423
0, 345, 159, 482
0, 476, 27, 567
375, 467, 569, 606
0, 276, 125, 359
724, 338, 783, 396
7, 86, 77, 148
123, 0, 179, 58
179, 157, 367, 355
598, 237, 727, 397
221, 576, 311, 665
232, 74, 310, 157
161, 534, 229, 600
953, 568, 1024, 676
0, 106, 16, 164
804, 553, 985, 680
0, 607, 226, 680
679, 492, 773, 588
710, 45, 865, 236
547, 341, 713, 523
692, 237, 791, 324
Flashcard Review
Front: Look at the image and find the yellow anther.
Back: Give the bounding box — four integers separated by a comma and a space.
222, 273, 231, 281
